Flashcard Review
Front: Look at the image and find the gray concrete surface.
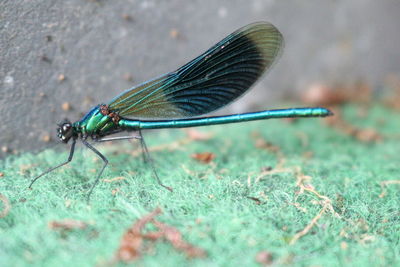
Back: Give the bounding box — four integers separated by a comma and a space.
1, 0, 400, 156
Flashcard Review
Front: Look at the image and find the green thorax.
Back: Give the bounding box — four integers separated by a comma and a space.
72, 105, 119, 137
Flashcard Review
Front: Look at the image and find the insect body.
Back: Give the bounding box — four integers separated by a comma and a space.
30, 22, 332, 201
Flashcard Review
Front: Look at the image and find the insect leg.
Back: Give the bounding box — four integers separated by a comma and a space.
138, 129, 173, 192
94, 134, 146, 163
28, 139, 77, 189
81, 139, 108, 202
138, 130, 148, 164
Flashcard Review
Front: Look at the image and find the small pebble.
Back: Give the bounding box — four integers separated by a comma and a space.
170, 29, 180, 39
122, 14, 133, 21
123, 73, 134, 82
62, 102, 71, 111
58, 74, 65, 82
42, 134, 51, 142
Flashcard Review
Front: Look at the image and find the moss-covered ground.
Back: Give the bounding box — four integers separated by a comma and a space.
0, 104, 399, 266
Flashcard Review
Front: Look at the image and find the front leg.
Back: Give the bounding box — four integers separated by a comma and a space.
29, 139, 77, 188
138, 129, 173, 192
93, 133, 146, 163
81, 139, 108, 202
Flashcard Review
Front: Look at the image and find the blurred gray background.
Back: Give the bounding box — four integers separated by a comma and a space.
1, 0, 400, 156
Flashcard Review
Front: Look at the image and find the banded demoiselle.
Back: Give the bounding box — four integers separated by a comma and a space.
29, 22, 332, 200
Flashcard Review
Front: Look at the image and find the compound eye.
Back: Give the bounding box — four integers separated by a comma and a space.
62, 124, 71, 132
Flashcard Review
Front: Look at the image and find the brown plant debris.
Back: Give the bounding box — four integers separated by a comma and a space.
289, 203, 329, 245
113, 207, 206, 263
111, 188, 120, 196
185, 129, 213, 141
252, 132, 285, 169
246, 133, 291, 186
289, 168, 341, 245
114, 208, 161, 262
152, 220, 206, 258
48, 219, 88, 230
302, 81, 383, 142
379, 180, 400, 198
191, 152, 216, 164
255, 251, 273, 266
324, 109, 383, 143
249, 130, 340, 245
247, 196, 262, 205
383, 75, 400, 110
19, 164, 36, 175
103, 176, 126, 183
0, 194, 11, 218
302, 83, 349, 106
302, 81, 372, 106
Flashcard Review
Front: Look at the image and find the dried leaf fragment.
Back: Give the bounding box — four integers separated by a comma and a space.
153, 220, 206, 258
324, 110, 383, 143
255, 251, 273, 266
115, 208, 162, 262
48, 219, 87, 230
302, 83, 347, 106
302, 81, 372, 106
103, 176, 126, 183
185, 129, 213, 141
192, 152, 215, 164
354, 128, 382, 142
113, 207, 206, 263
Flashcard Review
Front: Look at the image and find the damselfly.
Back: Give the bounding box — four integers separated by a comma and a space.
29, 22, 332, 200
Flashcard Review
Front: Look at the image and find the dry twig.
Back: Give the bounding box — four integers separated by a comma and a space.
48, 219, 88, 230
289, 204, 329, 245
251, 133, 341, 244
113, 207, 206, 263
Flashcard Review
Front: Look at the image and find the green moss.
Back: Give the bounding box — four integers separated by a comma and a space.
0, 104, 399, 266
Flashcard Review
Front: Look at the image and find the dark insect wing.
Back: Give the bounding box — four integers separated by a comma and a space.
108, 22, 284, 119
30, 22, 332, 202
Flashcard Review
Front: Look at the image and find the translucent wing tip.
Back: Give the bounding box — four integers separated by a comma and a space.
238, 21, 284, 74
